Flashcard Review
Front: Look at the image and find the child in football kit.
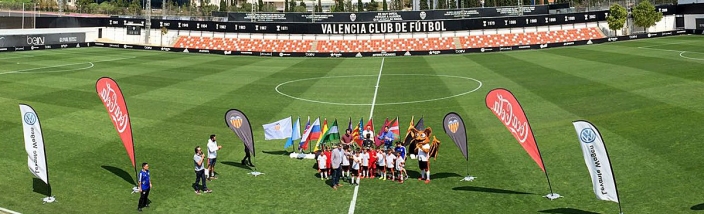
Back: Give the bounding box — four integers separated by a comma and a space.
317, 152, 328, 180
385, 149, 396, 181
360, 148, 369, 178
351, 149, 361, 185
396, 152, 406, 183
368, 148, 377, 178
376, 148, 386, 180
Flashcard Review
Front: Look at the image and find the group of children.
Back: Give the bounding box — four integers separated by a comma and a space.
316, 142, 409, 185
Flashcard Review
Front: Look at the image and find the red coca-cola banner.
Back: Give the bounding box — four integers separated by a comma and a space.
485, 88, 545, 172
96, 77, 136, 168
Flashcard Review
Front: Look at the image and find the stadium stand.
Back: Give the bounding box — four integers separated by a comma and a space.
173, 27, 605, 53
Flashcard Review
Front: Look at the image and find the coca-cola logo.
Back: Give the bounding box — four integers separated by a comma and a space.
490, 93, 529, 143
99, 82, 129, 133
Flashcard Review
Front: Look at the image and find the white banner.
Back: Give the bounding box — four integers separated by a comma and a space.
20, 104, 49, 185
262, 117, 293, 140
573, 120, 619, 203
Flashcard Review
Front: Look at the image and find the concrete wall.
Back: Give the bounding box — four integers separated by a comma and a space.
684, 14, 704, 29
0, 27, 100, 42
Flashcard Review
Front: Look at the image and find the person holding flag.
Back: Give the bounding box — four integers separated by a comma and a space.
378, 126, 394, 150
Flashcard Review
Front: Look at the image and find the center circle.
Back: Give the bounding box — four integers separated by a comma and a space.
275, 74, 483, 106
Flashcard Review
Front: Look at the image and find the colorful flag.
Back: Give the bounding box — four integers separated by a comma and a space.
321, 120, 341, 147
262, 116, 292, 140
309, 117, 322, 141
352, 117, 363, 146
285, 117, 301, 149
390, 117, 400, 140
225, 109, 255, 157
573, 120, 620, 203
485, 88, 545, 172
20, 104, 51, 191
443, 112, 468, 161
403, 116, 415, 147
95, 77, 137, 176
374, 118, 390, 147
298, 117, 312, 150
347, 117, 352, 133
314, 119, 329, 151
415, 116, 425, 130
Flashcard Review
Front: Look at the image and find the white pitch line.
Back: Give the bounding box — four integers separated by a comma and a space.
0, 206, 21, 214
0, 56, 136, 75
349, 57, 385, 214
368, 57, 385, 119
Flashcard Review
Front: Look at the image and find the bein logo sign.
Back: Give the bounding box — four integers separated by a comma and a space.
26, 36, 45, 45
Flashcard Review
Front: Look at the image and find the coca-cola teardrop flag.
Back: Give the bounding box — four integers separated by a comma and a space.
485, 88, 545, 171
225, 109, 255, 157
95, 77, 137, 173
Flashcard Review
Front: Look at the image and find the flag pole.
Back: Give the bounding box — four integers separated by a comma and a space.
34, 106, 55, 203
587, 121, 622, 214
534, 137, 559, 200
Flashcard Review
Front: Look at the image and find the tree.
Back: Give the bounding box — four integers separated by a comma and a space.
382, 0, 386, 10
606, 3, 627, 35
336, 0, 344, 11
366, 0, 378, 11
289, 0, 296, 11
632, 0, 663, 32
257, 0, 263, 11
419, 0, 427, 9
449, 0, 456, 9
219, 0, 226, 11
284, 0, 288, 11
76, 0, 93, 13
317, 0, 322, 12
344, 0, 352, 11
357, 0, 362, 11
438, 0, 447, 9
261, 3, 276, 11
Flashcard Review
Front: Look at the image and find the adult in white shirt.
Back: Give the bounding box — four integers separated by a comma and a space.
417, 143, 431, 183
207, 135, 222, 179
361, 125, 374, 144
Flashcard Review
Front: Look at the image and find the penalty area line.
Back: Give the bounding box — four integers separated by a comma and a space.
349, 57, 384, 214
0, 206, 21, 214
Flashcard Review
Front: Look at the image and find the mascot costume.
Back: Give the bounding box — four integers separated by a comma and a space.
407, 127, 440, 183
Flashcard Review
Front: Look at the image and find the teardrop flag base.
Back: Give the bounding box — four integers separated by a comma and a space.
131, 186, 139, 194
248, 171, 264, 177
543, 193, 562, 200
460, 176, 476, 182
42, 196, 56, 204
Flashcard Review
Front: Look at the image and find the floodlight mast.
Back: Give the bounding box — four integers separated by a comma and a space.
145, 0, 152, 44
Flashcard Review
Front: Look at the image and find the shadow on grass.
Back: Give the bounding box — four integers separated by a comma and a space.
101, 165, 136, 185
221, 161, 251, 171
262, 150, 289, 156
452, 186, 533, 195
431, 172, 462, 179
691, 203, 704, 210
33, 178, 50, 196
406, 170, 421, 178
538, 208, 599, 214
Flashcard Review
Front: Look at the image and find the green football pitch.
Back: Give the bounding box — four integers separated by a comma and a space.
1, 35, 704, 214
